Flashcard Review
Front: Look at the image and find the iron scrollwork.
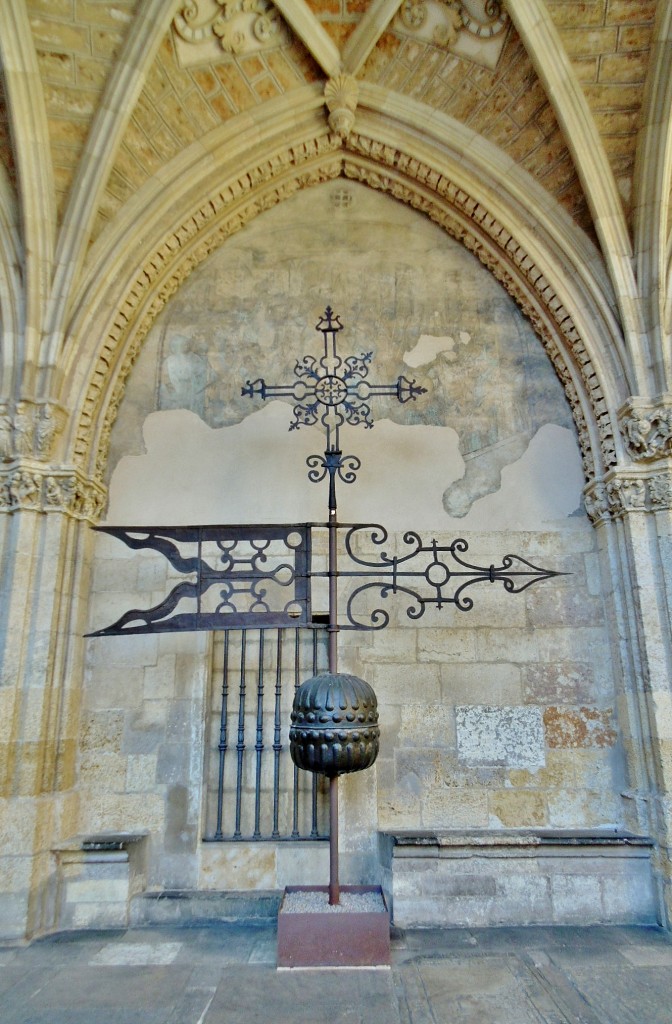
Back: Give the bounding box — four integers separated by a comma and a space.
87, 524, 311, 636
242, 306, 426, 509
340, 525, 564, 630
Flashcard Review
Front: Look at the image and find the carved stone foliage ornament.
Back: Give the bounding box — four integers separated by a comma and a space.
0, 398, 104, 520
395, 0, 509, 69
172, 0, 288, 64
619, 396, 672, 463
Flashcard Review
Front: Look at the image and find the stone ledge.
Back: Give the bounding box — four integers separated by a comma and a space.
53, 831, 149, 854
382, 828, 653, 853
52, 832, 148, 930
379, 830, 657, 928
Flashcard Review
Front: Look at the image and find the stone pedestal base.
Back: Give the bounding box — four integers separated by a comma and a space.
277, 885, 390, 968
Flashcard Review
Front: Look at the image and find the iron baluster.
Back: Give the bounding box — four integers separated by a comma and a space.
291, 629, 300, 839
213, 630, 230, 841
310, 628, 320, 839
253, 629, 265, 838
234, 629, 247, 838
272, 630, 283, 837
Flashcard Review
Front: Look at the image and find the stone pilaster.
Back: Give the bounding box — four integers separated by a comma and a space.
585, 450, 672, 926
0, 471, 103, 938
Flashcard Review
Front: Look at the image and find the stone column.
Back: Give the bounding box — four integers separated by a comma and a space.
586, 394, 672, 925
0, 452, 105, 939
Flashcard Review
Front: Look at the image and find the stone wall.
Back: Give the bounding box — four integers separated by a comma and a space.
72, 182, 635, 914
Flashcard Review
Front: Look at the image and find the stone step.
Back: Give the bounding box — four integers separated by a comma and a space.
131, 890, 283, 926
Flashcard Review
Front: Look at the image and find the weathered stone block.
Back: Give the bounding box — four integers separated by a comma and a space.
521, 662, 594, 704
442, 663, 522, 705
371, 661, 441, 703
421, 787, 490, 829
417, 628, 476, 663
489, 790, 548, 827
397, 701, 456, 747
543, 706, 617, 748
456, 705, 545, 769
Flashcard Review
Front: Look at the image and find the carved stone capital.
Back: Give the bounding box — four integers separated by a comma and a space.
0, 399, 66, 464
584, 467, 672, 523
619, 395, 672, 463
0, 462, 107, 522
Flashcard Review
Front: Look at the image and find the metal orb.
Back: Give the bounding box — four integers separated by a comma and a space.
289, 673, 380, 776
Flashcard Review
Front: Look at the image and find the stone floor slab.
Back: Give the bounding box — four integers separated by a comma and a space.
556, 963, 672, 1024
1, 922, 671, 1024
206, 964, 400, 1024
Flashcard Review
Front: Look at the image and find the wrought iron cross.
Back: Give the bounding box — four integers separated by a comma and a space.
242, 305, 426, 511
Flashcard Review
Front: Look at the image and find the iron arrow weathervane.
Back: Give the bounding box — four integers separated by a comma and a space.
90, 306, 564, 640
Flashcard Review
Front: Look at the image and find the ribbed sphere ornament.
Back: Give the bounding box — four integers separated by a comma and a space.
289, 673, 380, 776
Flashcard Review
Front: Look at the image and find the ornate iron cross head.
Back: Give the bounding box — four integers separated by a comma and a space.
242, 306, 426, 510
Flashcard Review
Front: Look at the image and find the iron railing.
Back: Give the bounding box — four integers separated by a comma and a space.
203, 626, 329, 842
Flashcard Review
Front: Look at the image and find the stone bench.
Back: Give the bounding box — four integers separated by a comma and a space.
379, 829, 657, 928
52, 832, 148, 930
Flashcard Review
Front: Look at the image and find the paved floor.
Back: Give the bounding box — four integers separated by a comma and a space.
2, 921, 671, 1024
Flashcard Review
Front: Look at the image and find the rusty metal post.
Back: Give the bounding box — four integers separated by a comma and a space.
328, 482, 340, 905
329, 775, 339, 905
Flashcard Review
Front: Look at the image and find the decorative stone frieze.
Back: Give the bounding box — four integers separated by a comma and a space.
584, 468, 672, 524
0, 461, 106, 522
0, 400, 65, 463
619, 396, 672, 462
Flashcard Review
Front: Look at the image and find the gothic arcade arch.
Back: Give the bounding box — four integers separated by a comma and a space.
58, 92, 631, 502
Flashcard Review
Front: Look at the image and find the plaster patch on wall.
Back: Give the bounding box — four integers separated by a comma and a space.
107, 404, 584, 531
403, 331, 471, 368
456, 706, 545, 770
108, 402, 463, 527
109, 182, 577, 524
456, 423, 584, 529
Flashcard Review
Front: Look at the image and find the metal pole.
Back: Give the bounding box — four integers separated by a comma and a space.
328, 464, 340, 905
329, 774, 339, 905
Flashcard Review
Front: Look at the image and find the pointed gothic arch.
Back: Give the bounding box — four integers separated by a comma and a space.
58, 90, 634, 509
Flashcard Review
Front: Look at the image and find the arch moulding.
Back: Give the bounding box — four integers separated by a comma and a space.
65, 118, 630, 514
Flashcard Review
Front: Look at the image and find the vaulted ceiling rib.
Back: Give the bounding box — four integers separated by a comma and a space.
0, 0, 54, 398
0, 0, 669, 420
